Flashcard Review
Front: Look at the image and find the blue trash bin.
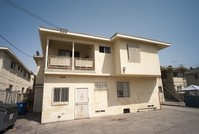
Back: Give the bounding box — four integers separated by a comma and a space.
16, 102, 28, 115
184, 96, 199, 107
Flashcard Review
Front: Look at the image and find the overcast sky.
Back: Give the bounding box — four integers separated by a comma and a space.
0, 0, 199, 73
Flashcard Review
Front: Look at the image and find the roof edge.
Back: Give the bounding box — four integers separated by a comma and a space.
38, 26, 171, 50
0, 46, 32, 73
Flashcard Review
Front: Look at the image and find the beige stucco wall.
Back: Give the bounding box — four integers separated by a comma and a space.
115, 39, 161, 76
33, 57, 44, 112
0, 51, 32, 92
41, 75, 160, 123
35, 58, 44, 84
94, 44, 114, 75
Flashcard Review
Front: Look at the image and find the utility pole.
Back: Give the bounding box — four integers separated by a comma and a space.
171, 60, 177, 67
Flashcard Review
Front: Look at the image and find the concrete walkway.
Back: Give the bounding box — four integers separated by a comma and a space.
5, 105, 199, 134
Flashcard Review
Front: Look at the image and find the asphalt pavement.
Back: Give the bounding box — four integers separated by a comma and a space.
4, 105, 199, 134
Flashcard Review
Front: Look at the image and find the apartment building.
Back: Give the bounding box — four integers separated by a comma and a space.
185, 67, 199, 86
161, 66, 187, 101
0, 47, 34, 103
34, 27, 170, 123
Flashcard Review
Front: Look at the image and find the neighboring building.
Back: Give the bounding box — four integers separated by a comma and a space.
0, 47, 34, 103
161, 66, 187, 101
185, 67, 199, 86
34, 27, 170, 123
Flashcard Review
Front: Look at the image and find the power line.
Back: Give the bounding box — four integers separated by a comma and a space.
2, 0, 59, 28
0, 34, 32, 57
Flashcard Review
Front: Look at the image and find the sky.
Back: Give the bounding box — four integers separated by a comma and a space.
0, 0, 199, 73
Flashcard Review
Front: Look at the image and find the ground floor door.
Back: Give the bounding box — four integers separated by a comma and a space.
75, 88, 89, 119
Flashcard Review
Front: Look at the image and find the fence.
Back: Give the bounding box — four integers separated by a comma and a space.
0, 89, 18, 104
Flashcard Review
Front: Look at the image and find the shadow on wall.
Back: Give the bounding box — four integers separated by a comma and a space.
101, 52, 114, 74
108, 77, 157, 106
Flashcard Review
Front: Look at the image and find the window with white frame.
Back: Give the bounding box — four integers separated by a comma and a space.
117, 82, 130, 97
95, 82, 107, 90
52, 87, 69, 105
127, 44, 140, 62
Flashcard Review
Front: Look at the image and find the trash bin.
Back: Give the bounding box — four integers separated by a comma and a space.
184, 96, 199, 107
17, 102, 28, 115
0, 103, 18, 132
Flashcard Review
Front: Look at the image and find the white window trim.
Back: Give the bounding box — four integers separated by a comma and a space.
52, 87, 69, 106
117, 82, 130, 98
95, 82, 108, 90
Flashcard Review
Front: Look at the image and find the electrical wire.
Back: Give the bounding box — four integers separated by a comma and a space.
2, 0, 59, 28
0, 34, 32, 57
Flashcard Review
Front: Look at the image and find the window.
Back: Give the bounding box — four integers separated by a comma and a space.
117, 82, 130, 97
58, 49, 80, 57
23, 71, 26, 77
99, 46, 111, 53
11, 61, 16, 70
52, 87, 69, 105
177, 86, 182, 91
95, 82, 107, 90
173, 72, 184, 77
58, 49, 70, 56
127, 44, 140, 62
72, 51, 80, 57
158, 86, 163, 93
18, 66, 21, 71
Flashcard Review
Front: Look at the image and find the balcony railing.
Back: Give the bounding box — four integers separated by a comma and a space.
48, 56, 94, 70
75, 58, 94, 70
48, 56, 72, 69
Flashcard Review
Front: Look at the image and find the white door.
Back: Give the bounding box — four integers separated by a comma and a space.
75, 88, 89, 119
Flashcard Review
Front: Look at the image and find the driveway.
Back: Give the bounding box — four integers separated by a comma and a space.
5, 105, 199, 134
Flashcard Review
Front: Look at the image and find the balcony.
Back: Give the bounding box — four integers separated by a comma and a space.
48, 56, 94, 71
75, 58, 94, 70
48, 56, 72, 69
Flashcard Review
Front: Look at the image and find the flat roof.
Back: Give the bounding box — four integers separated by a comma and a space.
39, 26, 171, 50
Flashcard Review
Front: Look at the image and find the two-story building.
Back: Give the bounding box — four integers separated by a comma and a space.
34, 27, 170, 123
0, 47, 34, 103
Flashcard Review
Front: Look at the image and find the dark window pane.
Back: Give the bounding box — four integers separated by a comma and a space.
104, 47, 111, 53
54, 88, 61, 102
61, 88, 68, 102
99, 46, 104, 53
117, 82, 130, 97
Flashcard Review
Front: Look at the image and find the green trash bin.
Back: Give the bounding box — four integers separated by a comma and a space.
0, 103, 18, 132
